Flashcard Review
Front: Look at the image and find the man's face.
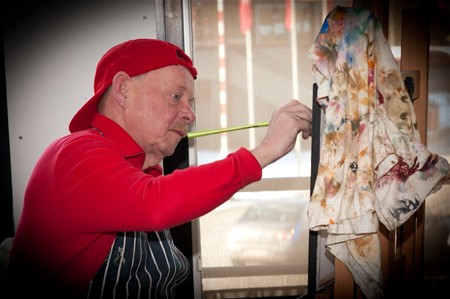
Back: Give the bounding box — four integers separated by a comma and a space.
123, 65, 196, 162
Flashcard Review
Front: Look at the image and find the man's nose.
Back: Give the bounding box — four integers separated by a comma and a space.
181, 103, 196, 123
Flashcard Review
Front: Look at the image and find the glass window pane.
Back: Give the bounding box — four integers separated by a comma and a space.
200, 191, 310, 298
191, 0, 351, 297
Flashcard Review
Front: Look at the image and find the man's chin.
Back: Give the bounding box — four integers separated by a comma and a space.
164, 145, 180, 158
160, 136, 184, 157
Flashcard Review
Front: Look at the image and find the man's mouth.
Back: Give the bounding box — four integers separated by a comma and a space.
172, 128, 187, 138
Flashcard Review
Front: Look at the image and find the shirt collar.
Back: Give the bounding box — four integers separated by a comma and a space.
90, 113, 151, 169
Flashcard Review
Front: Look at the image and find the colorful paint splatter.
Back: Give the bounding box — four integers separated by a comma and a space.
308, 6, 450, 299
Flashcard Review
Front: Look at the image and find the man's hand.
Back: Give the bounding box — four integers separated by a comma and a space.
251, 99, 312, 168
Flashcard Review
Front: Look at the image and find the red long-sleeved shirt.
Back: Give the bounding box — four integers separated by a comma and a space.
8, 113, 262, 295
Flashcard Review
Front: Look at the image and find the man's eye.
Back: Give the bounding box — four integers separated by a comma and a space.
171, 94, 181, 101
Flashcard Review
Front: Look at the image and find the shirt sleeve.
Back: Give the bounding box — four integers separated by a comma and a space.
52, 137, 262, 233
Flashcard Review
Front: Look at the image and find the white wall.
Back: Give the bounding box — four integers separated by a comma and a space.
4, 0, 157, 229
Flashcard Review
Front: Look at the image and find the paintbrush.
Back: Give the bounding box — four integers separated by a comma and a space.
187, 121, 269, 139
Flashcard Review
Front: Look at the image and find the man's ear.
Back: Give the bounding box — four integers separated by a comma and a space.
111, 71, 130, 109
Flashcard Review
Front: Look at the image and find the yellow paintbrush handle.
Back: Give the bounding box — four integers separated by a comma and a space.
187, 121, 269, 139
